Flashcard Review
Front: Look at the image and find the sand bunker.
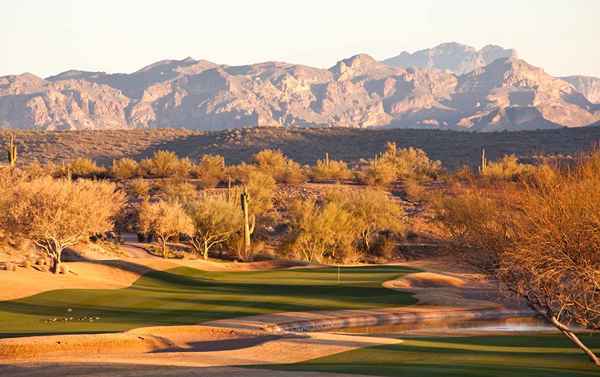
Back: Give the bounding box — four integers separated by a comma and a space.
0, 325, 265, 359
388, 272, 466, 289
0, 241, 308, 301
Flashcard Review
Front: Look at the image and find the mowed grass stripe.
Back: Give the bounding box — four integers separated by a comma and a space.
0, 265, 418, 337
263, 335, 600, 377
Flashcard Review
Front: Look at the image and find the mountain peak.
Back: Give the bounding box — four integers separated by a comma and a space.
330, 54, 396, 80
383, 42, 517, 75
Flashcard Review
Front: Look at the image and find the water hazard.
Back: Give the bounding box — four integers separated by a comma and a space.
334, 316, 558, 336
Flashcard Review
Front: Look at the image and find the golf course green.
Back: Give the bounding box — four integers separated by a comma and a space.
0, 265, 418, 337
265, 335, 600, 376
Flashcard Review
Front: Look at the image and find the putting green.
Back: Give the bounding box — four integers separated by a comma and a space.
265, 334, 600, 377
0, 265, 417, 337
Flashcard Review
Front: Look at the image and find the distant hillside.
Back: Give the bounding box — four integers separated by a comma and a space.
0, 42, 599, 132
2, 127, 600, 171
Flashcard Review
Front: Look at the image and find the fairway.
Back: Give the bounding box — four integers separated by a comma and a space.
265, 334, 600, 377
0, 265, 417, 337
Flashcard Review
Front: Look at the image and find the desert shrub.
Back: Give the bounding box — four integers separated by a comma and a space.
129, 178, 152, 201
111, 158, 140, 180
403, 177, 427, 202
358, 158, 397, 187
285, 198, 358, 263
174, 157, 194, 178
235, 170, 276, 216
156, 180, 199, 203
249, 170, 277, 215
280, 160, 307, 184
59, 158, 106, 178
139, 150, 189, 178
450, 165, 476, 184
434, 186, 517, 270
0, 177, 125, 273
370, 143, 442, 181
253, 149, 287, 177
370, 235, 398, 260
185, 194, 242, 259
22, 161, 54, 179
326, 188, 405, 252
192, 154, 226, 188
481, 154, 537, 181
227, 162, 258, 184
252, 149, 307, 184
435, 152, 600, 363
138, 200, 194, 258
311, 158, 353, 183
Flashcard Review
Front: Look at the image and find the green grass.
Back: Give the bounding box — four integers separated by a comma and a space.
265, 334, 600, 377
0, 265, 417, 337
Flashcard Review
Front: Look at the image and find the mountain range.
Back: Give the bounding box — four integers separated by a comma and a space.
0, 42, 599, 132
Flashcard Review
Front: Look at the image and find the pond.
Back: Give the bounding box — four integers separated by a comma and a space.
334, 315, 560, 337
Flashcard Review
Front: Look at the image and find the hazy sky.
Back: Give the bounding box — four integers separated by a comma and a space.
1, 0, 599, 78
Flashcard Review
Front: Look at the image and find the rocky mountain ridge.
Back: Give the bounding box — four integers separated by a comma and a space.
382, 42, 518, 75
0, 43, 599, 132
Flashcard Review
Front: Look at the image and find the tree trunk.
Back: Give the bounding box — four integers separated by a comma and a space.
50, 247, 63, 274
240, 189, 252, 260
550, 316, 600, 366
161, 238, 168, 259
203, 239, 209, 260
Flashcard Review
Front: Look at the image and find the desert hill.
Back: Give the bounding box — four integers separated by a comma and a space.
2, 126, 600, 170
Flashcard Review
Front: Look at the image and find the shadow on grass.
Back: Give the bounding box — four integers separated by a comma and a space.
0, 265, 419, 337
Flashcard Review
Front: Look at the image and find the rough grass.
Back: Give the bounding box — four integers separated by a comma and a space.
0, 265, 417, 337
265, 335, 600, 376
2, 127, 600, 170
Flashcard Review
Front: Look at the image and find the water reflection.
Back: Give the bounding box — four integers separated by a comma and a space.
335, 316, 558, 336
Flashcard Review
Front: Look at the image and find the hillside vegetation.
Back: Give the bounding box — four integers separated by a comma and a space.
2, 126, 600, 170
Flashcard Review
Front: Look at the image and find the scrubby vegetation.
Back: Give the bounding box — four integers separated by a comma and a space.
2, 127, 600, 170
435, 150, 600, 365
284, 188, 405, 263
2, 131, 600, 364
138, 200, 194, 258
186, 194, 242, 259
0, 176, 124, 272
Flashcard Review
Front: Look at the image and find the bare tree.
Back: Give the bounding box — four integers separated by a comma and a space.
436, 152, 600, 366
498, 164, 600, 366
0, 177, 125, 273
138, 200, 194, 258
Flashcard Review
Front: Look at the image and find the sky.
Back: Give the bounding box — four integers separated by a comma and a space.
1, 0, 599, 78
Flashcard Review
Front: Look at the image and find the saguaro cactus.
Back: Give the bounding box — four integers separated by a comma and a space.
6, 134, 17, 167
479, 147, 487, 175
240, 187, 255, 260
325, 152, 330, 167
